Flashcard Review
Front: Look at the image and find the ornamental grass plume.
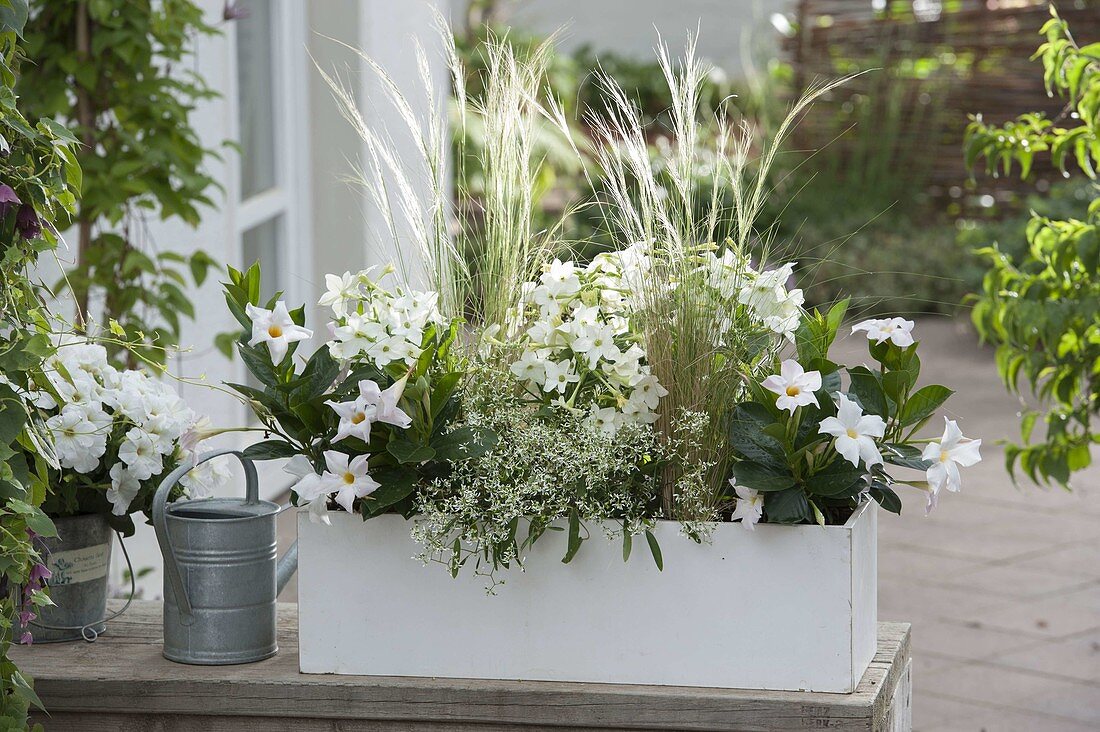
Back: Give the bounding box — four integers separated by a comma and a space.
314, 13, 575, 333
575, 37, 855, 517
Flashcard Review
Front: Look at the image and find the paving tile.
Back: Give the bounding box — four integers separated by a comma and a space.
878, 545, 986, 585
1012, 543, 1100, 580
879, 580, 1004, 626
1029, 681, 1100, 726
911, 693, 982, 731
931, 564, 1095, 601
990, 629, 1100, 684
976, 594, 1100, 640
1057, 582, 1100, 613
918, 662, 1087, 721
920, 700, 1100, 732
909, 619, 1042, 661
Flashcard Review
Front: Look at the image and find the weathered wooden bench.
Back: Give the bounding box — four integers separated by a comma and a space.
13, 600, 911, 731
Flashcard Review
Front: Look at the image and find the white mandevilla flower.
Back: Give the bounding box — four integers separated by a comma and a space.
327, 377, 412, 443
371, 376, 412, 429
851, 317, 915, 347
284, 455, 331, 525
321, 451, 380, 513
729, 478, 763, 530
762, 360, 822, 412
818, 393, 887, 468
246, 301, 313, 363
922, 417, 982, 510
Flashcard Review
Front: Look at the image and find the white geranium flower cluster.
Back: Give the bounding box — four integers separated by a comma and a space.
698, 252, 804, 342
508, 257, 667, 434
34, 339, 223, 516
321, 268, 443, 369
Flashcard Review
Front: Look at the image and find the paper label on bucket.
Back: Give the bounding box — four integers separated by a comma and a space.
47, 543, 111, 586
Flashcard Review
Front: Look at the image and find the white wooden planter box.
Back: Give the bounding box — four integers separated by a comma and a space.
297, 501, 877, 693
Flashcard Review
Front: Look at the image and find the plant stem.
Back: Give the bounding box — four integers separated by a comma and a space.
74, 0, 95, 326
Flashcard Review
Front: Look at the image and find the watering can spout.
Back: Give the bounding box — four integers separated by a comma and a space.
277, 540, 298, 596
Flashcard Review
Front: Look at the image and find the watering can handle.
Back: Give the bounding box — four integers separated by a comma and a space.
152, 448, 260, 624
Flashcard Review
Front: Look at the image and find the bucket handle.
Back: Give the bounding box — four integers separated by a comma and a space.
152, 448, 259, 624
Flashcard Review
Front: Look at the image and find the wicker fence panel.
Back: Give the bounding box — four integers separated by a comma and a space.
783, 0, 1100, 209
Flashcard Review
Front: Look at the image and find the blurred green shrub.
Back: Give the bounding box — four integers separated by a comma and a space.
965, 7, 1099, 488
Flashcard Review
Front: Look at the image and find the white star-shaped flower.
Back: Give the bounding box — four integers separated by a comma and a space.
246, 301, 313, 363
851, 317, 915, 347
818, 393, 886, 468
922, 417, 981, 508
762, 359, 821, 412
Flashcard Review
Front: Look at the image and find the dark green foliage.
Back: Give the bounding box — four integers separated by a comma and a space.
0, 1, 80, 726
725, 299, 955, 525
19, 0, 223, 366
224, 264, 496, 518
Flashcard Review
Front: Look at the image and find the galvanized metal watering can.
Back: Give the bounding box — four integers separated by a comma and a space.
153, 448, 298, 665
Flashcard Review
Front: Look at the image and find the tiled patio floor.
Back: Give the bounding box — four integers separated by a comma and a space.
277, 317, 1100, 731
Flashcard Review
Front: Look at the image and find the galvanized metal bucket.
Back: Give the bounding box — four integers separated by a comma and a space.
153, 448, 298, 665
23, 513, 115, 643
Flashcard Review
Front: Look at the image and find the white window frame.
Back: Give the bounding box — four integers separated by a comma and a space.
228, 0, 312, 305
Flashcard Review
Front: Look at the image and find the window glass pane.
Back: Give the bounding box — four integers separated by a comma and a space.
236, 0, 277, 199
242, 216, 283, 296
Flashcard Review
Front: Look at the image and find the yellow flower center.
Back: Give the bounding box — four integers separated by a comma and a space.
351, 412, 367, 425
939, 450, 951, 463
342, 472, 356, 484
846, 428, 858, 439
785, 385, 800, 397
267, 324, 283, 338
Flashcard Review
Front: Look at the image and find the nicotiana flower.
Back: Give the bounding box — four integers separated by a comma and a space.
729, 478, 763, 530
738, 262, 804, 341
762, 360, 821, 412
318, 271, 360, 317
922, 417, 981, 509
321, 451, 380, 513
851, 317, 915, 347
541, 359, 579, 394
540, 259, 581, 298
246, 301, 313, 363
510, 349, 547, 383
818, 393, 886, 468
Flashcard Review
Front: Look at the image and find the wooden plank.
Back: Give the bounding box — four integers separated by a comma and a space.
15, 601, 911, 731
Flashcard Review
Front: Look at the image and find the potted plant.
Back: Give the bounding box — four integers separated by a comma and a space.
17, 338, 226, 642
226, 30, 982, 692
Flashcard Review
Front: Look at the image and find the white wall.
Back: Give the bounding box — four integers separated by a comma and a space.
471, 0, 794, 77
113, 0, 454, 599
